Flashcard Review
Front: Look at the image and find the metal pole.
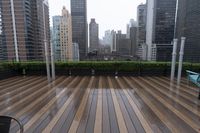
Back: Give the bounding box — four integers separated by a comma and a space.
43, 2, 51, 83
177, 37, 186, 85
51, 42, 55, 80
170, 39, 178, 81
10, 0, 19, 62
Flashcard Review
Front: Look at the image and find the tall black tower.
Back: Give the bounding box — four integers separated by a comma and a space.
71, 0, 88, 60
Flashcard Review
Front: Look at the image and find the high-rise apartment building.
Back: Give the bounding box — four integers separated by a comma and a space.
0, 0, 50, 61
137, 4, 146, 46
118, 39, 132, 56
146, 0, 177, 61
52, 16, 61, 61
89, 19, 99, 52
130, 27, 138, 56
116, 30, 126, 52
103, 30, 112, 45
111, 30, 117, 52
126, 19, 137, 39
52, 7, 73, 61
175, 0, 200, 62
71, 0, 87, 60
60, 7, 73, 61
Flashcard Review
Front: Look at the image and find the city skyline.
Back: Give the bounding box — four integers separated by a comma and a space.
49, 0, 146, 38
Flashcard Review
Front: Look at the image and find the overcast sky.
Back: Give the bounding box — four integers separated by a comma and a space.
49, 0, 146, 38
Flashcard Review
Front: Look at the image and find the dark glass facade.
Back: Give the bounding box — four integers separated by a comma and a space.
130, 27, 137, 56
151, 0, 176, 61
176, 0, 200, 62
71, 0, 87, 60
154, 0, 177, 44
156, 44, 173, 61
89, 19, 99, 52
137, 4, 146, 45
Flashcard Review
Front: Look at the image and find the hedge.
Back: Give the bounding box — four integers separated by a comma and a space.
0, 61, 200, 76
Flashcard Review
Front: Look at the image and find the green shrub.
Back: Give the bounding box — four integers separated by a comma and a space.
0, 61, 200, 74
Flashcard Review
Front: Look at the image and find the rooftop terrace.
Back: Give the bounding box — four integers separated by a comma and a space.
0, 76, 200, 133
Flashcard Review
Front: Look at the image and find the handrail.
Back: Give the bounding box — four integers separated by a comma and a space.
186, 70, 200, 75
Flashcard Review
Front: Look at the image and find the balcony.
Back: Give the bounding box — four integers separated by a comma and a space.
0, 75, 200, 133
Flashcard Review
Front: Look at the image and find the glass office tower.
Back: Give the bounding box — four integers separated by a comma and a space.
71, 0, 87, 60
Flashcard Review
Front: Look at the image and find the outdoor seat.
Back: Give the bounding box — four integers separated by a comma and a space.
0, 116, 23, 133
186, 70, 200, 99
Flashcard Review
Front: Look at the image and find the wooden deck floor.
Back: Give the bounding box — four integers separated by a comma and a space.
0, 76, 200, 133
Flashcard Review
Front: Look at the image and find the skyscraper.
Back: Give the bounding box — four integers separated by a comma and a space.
52, 16, 61, 61
126, 19, 137, 39
130, 27, 138, 56
111, 30, 117, 52
89, 19, 99, 52
0, 0, 50, 61
137, 4, 147, 46
52, 7, 73, 61
60, 7, 73, 61
103, 30, 112, 45
116, 30, 126, 52
146, 0, 177, 61
71, 0, 87, 60
175, 0, 200, 62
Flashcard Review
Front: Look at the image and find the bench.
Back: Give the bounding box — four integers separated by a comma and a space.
186, 70, 200, 99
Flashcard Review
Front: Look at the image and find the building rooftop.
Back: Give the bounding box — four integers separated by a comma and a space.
0, 76, 199, 132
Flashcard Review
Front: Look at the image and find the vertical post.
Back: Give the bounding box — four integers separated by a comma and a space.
51, 42, 55, 81
177, 37, 186, 85
170, 39, 178, 81
10, 0, 19, 62
43, 2, 51, 83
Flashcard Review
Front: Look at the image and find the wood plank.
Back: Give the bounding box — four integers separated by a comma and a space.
133, 77, 199, 132
145, 77, 200, 118
93, 77, 103, 133
123, 77, 180, 133
9, 77, 68, 132
20, 77, 79, 133
111, 78, 137, 133
106, 78, 119, 133
120, 78, 168, 133
107, 77, 127, 133
0, 77, 46, 107
42, 77, 86, 133
45, 77, 91, 133
0, 77, 65, 115
76, 77, 98, 133
159, 77, 199, 95
85, 77, 99, 133
75, 97, 93, 133
0, 76, 198, 133
68, 77, 94, 133
0, 76, 39, 94
115, 77, 153, 133
151, 77, 200, 105
20, 76, 79, 132
0, 76, 36, 88
0, 76, 20, 84
0, 76, 26, 86
0, 76, 45, 98
102, 78, 111, 133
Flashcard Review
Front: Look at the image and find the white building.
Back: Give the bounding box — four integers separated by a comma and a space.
52, 7, 73, 61
146, 0, 155, 61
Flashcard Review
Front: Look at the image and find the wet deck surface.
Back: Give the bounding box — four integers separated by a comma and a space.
0, 76, 200, 133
